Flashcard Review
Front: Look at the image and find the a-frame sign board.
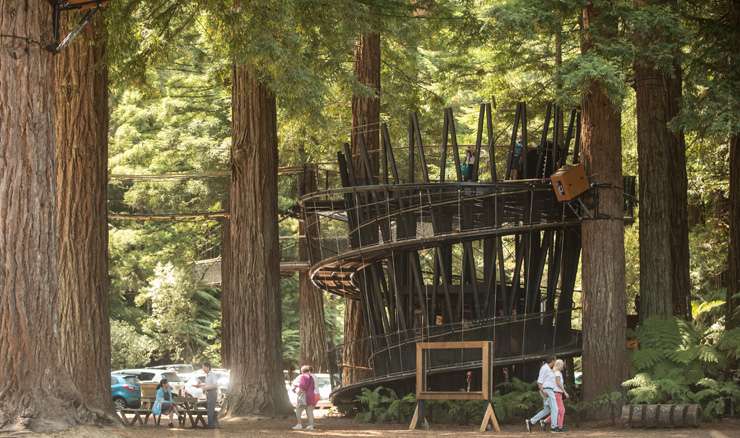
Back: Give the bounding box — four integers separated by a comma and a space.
409, 341, 501, 433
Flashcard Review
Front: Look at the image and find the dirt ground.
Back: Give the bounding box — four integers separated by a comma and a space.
8, 412, 740, 438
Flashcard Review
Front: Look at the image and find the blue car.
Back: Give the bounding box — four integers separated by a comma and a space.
111, 373, 141, 411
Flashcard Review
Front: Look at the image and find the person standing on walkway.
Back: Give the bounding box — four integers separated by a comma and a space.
525, 356, 561, 433
462, 148, 476, 181
291, 365, 319, 430
194, 362, 219, 428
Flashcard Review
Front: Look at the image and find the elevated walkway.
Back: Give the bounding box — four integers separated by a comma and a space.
301, 180, 583, 298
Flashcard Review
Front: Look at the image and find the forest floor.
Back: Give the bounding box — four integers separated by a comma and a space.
14, 413, 740, 438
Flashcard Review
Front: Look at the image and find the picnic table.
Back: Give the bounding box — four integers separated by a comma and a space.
118, 395, 210, 428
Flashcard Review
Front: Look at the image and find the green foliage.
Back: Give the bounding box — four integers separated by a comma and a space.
622, 317, 740, 419
137, 262, 221, 364
490, 378, 542, 423
692, 377, 740, 419
101, 1, 738, 394
355, 379, 542, 425
355, 387, 416, 423
111, 320, 156, 369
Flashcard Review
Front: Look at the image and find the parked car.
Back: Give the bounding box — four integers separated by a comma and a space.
212, 368, 230, 392
113, 368, 184, 393
183, 368, 229, 399
150, 364, 195, 376
111, 373, 141, 411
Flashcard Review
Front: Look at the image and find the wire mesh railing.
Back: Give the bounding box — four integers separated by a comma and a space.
326, 308, 581, 392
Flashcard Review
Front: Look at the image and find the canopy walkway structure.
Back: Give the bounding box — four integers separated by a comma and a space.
301, 102, 635, 404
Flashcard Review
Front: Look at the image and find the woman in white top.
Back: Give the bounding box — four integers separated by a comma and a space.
545, 359, 569, 431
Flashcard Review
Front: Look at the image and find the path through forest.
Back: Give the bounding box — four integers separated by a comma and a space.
21, 416, 740, 438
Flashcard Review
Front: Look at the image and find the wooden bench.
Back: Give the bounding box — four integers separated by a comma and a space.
119, 394, 211, 428
176, 396, 209, 428
119, 408, 153, 426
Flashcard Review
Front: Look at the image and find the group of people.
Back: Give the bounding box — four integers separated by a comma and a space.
147, 361, 319, 431
151, 362, 220, 429
525, 356, 569, 433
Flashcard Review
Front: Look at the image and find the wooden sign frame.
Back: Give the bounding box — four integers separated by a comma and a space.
416, 341, 492, 400
410, 340, 500, 432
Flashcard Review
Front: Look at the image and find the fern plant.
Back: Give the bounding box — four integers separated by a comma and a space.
491, 378, 542, 423
355, 387, 417, 423
690, 378, 740, 418
354, 381, 542, 425
622, 317, 740, 419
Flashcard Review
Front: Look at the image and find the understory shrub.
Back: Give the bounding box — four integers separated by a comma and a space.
622, 317, 740, 420
355, 387, 416, 423
355, 378, 541, 425
110, 320, 155, 369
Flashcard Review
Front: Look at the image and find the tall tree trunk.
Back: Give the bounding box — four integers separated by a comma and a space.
634, 0, 691, 320
298, 160, 328, 371
579, 0, 627, 402
344, 32, 381, 384
54, 10, 111, 413
222, 64, 292, 415
0, 1, 90, 431
351, 32, 381, 171
729, 134, 740, 329
220, 217, 231, 368
726, 1, 740, 330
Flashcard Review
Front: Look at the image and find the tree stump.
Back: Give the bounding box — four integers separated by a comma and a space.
631, 404, 646, 427
644, 404, 659, 428
621, 405, 632, 427
685, 404, 699, 427
672, 404, 688, 427
622, 404, 700, 428
657, 405, 673, 427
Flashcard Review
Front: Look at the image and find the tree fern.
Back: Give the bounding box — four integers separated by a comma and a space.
632, 347, 664, 371
717, 327, 740, 360
624, 316, 739, 418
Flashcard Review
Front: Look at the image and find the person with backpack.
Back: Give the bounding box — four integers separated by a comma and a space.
291, 365, 319, 430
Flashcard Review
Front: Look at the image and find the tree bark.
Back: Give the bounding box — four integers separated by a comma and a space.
579, 0, 628, 402
726, 1, 740, 330
634, 0, 691, 320
220, 217, 231, 368
344, 32, 381, 384
729, 134, 740, 329
54, 9, 111, 413
351, 32, 381, 175
222, 64, 292, 416
0, 1, 90, 431
298, 162, 328, 371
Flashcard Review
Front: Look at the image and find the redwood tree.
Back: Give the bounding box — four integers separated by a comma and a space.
343, 32, 381, 384
579, 0, 627, 401
220, 217, 232, 368
0, 0, 86, 431
222, 64, 292, 415
298, 162, 328, 371
54, 10, 112, 412
633, 0, 691, 320
729, 134, 740, 329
